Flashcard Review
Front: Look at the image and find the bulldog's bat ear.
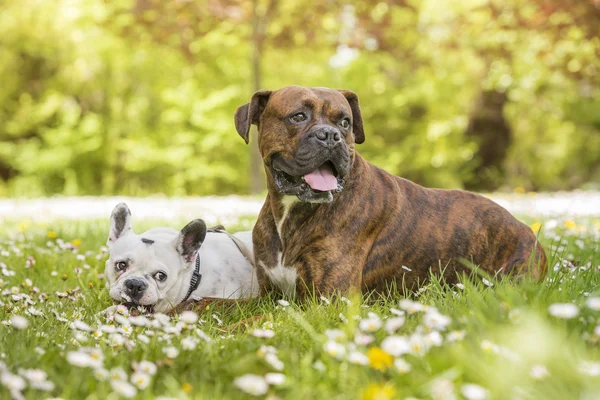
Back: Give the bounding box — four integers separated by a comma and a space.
338, 90, 365, 144
108, 203, 133, 246
234, 90, 272, 144
174, 219, 207, 263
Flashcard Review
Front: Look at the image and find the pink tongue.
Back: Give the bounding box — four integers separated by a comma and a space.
304, 164, 338, 191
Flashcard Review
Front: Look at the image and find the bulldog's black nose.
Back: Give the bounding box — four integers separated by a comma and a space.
313, 126, 341, 147
124, 278, 147, 298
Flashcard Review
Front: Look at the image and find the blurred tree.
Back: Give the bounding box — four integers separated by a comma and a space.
0, 0, 598, 197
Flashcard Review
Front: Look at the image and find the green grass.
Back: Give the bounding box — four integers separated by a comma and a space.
0, 214, 599, 399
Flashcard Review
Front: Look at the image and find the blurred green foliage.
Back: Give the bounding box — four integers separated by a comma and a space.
0, 0, 599, 197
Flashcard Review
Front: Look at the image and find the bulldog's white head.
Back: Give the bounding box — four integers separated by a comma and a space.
104, 203, 206, 312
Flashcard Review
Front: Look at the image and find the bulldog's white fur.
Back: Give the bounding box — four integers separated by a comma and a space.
104, 203, 258, 313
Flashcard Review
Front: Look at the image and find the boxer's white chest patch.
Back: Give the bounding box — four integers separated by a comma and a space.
276, 196, 298, 238
262, 252, 297, 298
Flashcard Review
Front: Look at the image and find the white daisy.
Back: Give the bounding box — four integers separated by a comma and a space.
180, 311, 198, 324
277, 299, 290, 307
323, 340, 346, 360
461, 383, 489, 400
381, 336, 410, 357
110, 380, 137, 398
9, 315, 28, 330
385, 316, 405, 334
348, 351, 369, 365
265, 372, 286, 386
586, 297, 600, 311
252, 329, 275, 339
358, 316, 382, 332
130, 372, 151, 389
394, 358, 412, 374
234, 374, 269, 396
530, 364, 549, 380
163, 347, 179, 359
548, 303, 579, 319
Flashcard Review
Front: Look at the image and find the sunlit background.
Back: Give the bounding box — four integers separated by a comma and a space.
0, 0, 599, 198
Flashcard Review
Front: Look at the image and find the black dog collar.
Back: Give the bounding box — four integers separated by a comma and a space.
182, 253, 202, 303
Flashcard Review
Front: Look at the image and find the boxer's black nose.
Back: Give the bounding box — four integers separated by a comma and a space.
124, 278, 147, 298
313, 126, 341, 146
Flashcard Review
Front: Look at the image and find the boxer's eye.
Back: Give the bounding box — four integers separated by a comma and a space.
340, 118, 351, 129
154, 271, 167, 282
290, 112, 307, 123
114, 261, 127, 272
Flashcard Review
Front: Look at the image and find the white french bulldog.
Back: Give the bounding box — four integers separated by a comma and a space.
104, 203, 259, 313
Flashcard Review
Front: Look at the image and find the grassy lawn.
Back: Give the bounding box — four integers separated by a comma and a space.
0, 208, 599, 399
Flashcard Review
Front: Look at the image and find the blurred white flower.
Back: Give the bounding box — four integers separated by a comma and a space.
354, 333, 374, 346
586, 297, 600, 311
196, 329, 212, 342
385, 316, 405, 334
10, 315, 28, 330
181, 337, 198, 350
482, 278, 494, 287
394, 358, 412, 374
129, 316, 149, 327
446, 330, 466, 342
408, 333, 429, 356
329, 45, 359, 69
348, 351, 369, 365
110, 380, 137, 398
131, 371, 151, 389
425, 331, 443, 347
359, 316, 381, 332
0, 371, 26, 392
461, 383, 489, 400
399, 299, 425, 314
325, 329, 346, 342
430, 379, 456, 400
579, 361, 600, 376
135, 361, 157, 376
180, 311, 198, 324
320, 296, 330, 305
548, 303, 579, 319
423, 309, 451, 331
71, 320, 92, 332
324, 340, 346, 360
252, 329, 275, 339
264, 352, 284, 371
66, 350, 103, 369
265, 372, 286, 386
480, 340, 500, 354
277, 299, 290, 307
234, 374, 268, 396
381, 336, 410, 357
530, 364, 549, 380
455, 283, 465, 290
94, 368, 109, 381
163, 347, 179, 359
110, 367, 128, 382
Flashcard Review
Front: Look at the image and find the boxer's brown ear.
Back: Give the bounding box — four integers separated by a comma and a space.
338, 90, 365, 144
234, 90, 272, 144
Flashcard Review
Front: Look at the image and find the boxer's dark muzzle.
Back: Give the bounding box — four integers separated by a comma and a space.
269, 124, 351, 203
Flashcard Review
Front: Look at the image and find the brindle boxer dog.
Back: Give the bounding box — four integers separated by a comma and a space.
234, 85, 547, 298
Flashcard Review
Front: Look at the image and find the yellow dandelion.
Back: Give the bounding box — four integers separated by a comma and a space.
367, 347, 393, 371
564, 220, 577, 230
48, 231, 58, 239
361, 383, 396, 400
530, 222, 542, 234
182, 383, 192, 393
72, 238, 82, 247
514, 187, 526, 194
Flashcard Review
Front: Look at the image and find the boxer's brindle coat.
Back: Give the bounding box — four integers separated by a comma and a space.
235, 86, 547, 298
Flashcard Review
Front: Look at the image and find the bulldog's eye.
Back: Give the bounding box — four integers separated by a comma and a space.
154, 271, 167, 282
340, 118, 351, 129
115, 261, 127, 272
290, 112, 307, 123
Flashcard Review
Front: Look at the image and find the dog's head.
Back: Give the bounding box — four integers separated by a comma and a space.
104, 203, 207, 311
235, 86, 364, 203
